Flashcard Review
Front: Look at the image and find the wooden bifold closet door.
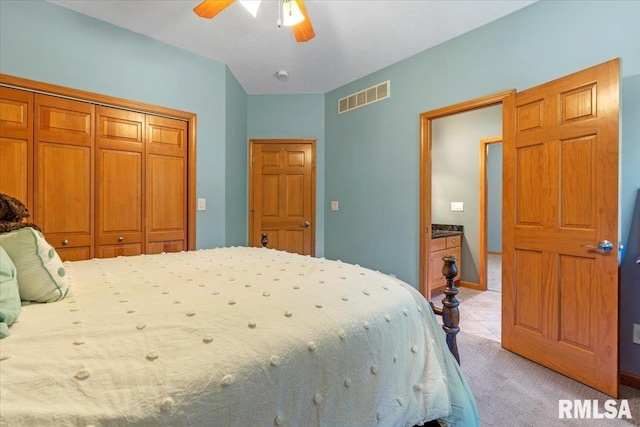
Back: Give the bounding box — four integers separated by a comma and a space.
145, 115, 188, 254
0, 81, 190, 261
0, 87, 33, 214
34, 94, 95, 261
96, 106, 145, 258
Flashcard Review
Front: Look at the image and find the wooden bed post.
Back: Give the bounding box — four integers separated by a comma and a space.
430, 255, 461, 364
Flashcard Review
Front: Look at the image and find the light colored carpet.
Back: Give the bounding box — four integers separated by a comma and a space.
458, 332, 640, 426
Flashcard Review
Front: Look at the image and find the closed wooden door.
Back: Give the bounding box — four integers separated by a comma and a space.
0, 87, 33, 212
502, 59, 620, 396
96, 106, 145, 258
145, 115, 187, 254
249, 139, 315, 255
34, 94, 94, 261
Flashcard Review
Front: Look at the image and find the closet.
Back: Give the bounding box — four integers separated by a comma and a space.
0, 78, 194, 261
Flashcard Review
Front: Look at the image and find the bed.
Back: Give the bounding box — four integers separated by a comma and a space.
0, 246, 477, 426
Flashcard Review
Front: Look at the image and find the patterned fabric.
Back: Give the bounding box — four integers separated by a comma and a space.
0, 247, 478, 427
0, 193, 40, 232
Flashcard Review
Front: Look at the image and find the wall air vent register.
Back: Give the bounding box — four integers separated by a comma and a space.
338, 80, 390, 114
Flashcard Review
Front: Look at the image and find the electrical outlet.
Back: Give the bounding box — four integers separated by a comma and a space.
633, 323, 640, 345
330, 201, 339, 211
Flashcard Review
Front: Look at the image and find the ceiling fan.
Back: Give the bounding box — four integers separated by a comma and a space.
193, 0, 315, 43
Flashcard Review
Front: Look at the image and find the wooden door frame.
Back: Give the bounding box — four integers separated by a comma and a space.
479, 136, 503, 292
0, 73, 197, 251
248, 138, 316, 256
419, 90, 514, 299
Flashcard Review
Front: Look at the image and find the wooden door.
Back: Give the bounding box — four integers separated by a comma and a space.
34, 94, 94, 261
502, 59, 620, 396
249, 139, 315, 255
96, 106, 145, 258
0, 87, 33, 212
145, 115, 187, 254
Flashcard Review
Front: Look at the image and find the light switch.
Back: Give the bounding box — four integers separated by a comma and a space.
330, 201, 339, 211
451, 202, 464, 212
197, 198, 206, 211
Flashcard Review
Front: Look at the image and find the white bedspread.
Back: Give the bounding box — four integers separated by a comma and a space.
0, 247, 471, 427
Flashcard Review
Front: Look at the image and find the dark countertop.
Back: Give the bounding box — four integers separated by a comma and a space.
431, 224, 464, 239
432, 230, 463, 239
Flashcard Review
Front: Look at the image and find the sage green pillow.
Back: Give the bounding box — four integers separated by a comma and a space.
0, 228, 69, 303
0, 246, 21, 338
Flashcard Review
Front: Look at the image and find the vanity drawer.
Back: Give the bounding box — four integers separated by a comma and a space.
446, 235, 461, 248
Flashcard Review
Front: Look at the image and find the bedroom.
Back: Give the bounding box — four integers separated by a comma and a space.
1, 0, 639, 425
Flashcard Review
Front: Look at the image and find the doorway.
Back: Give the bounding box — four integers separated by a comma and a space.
419, 91, 514, 299
479, 137, 503, 293
248, 138, 316, 256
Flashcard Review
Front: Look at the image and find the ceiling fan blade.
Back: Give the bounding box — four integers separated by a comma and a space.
193, 0, 235, 19
292, 0, 315, 42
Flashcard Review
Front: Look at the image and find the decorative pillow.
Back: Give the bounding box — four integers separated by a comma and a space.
0, 193, 31, 222
0, 193, 41, 232
0, 228, 69, 303
0, 246, 21, 338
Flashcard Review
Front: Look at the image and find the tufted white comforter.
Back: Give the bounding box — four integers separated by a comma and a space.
0, 247, 477, 426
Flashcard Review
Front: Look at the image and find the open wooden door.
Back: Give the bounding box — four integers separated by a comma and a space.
502, 59, 620, 397
249, 139, 316, 256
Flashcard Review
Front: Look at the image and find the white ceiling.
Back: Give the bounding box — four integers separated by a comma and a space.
48, 0, 537, 95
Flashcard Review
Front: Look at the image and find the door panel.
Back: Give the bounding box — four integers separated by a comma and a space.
96, 106, 144, 258
250, 140, 315, 256
0, 87, 33, 211
146, 115, 187, 254
35, 93, 94, 260
503, 59, 619, 396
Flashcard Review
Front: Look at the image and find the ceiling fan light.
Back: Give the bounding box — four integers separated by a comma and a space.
282, 0, 305, 27
239, 0, 261, 18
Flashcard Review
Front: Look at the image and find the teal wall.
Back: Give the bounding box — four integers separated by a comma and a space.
0, 0, 229, 249
432, 105, 502, 284
324, 0, 640, 374
225, 68, 249, 246
247, 94, 325, 256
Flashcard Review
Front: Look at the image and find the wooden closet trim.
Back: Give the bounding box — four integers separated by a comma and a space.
0, 73, 197, 251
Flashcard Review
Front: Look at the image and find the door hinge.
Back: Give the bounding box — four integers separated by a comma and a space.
252, 156, 255, 163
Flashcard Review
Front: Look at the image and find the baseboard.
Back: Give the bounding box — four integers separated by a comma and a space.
459, 281, 481, 290
620, 371, 640, 390
488, 251, 502, 255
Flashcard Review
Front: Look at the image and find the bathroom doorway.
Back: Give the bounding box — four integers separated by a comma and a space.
479, 137, 502, 293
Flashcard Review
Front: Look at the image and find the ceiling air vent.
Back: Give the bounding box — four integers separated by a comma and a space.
338, 80, 390, 114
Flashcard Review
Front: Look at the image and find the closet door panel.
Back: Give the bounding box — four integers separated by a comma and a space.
96, 107, 144, 257
146, 115, 187, 254
34, 94, 94, 260
146, 153, 186, 252
0, 87, 33, 211
36, 142, 92, 247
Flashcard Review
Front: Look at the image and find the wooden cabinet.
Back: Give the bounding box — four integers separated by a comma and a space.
0, 79, 192, 261
429, 234, 462, 291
